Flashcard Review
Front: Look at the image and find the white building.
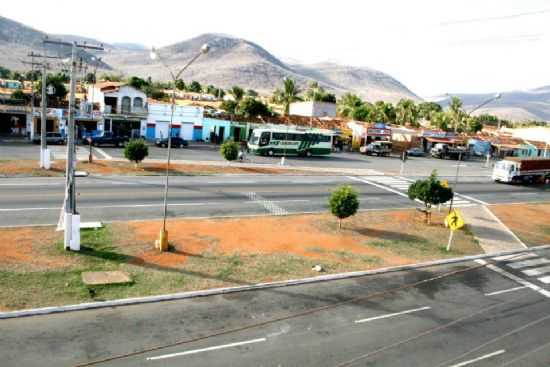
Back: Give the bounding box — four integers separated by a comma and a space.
146, 101, 203, 140
289, 101, 337, 118
87, 82, 148, 137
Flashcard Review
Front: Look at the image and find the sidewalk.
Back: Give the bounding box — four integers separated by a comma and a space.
461, 205, 527, 253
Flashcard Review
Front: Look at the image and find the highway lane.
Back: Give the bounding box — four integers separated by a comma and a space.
0, 175, 548, 226
2, 249, 550, 366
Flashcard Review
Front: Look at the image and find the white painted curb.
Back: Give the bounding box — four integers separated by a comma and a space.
1, 244, 549, 320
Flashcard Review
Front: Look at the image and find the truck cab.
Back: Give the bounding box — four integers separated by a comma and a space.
492, 160, 517, 183
360, 141, 392, 156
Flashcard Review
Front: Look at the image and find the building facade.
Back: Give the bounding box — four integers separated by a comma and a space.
289, 101, 337, 118
146, 102, 203, 140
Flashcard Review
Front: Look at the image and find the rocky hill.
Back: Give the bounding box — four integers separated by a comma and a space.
0, 15, 419, 102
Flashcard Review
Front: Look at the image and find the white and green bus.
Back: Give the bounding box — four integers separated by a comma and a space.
248, 127, 333, 157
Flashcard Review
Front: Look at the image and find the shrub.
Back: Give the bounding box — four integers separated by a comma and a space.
329, 185, 359, 230
124, 139, 149, 167
220, 139, 240, 161
407, 170, 453, 224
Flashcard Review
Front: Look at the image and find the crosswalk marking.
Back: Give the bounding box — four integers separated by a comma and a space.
357, 175, 477, 208
507, 258, 550, 269
493, 253, 536, 261
522, 265, 550, 277
538, 276, 550, 284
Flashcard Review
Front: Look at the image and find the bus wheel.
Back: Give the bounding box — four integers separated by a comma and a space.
267, 149, 274, 156
305, 150, 312, 157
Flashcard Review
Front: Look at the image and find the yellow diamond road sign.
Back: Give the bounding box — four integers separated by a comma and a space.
446, 209, 464, 231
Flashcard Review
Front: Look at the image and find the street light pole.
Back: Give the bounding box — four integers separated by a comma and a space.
40, 62, 49, 169
43, 37, 104, 251
150, 44, 210, 251
447, 93, 501, 212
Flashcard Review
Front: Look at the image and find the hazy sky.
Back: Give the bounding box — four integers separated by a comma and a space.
1, 0, 549, 96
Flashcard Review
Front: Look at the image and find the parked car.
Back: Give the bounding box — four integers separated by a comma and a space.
84, 132, 129, 147
32, 132, 65, 145
360, 141, 392, 156
155, 137, 188, 148
406, 147, 425, 157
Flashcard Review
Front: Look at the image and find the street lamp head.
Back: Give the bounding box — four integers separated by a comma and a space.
150, 47, 158, 60
200, 43, 210, 54
494, 93, 502, 100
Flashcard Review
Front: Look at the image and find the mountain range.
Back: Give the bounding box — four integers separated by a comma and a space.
433, 87, 550, 122
0, 15, 418, 102
0, 14, 549, 121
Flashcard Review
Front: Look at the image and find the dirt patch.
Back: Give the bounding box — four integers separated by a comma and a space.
491, 203, 550, 246
0, 227, 69, 271
0, 159, 311, 177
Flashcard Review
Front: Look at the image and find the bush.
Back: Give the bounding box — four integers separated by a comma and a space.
124, 139, 149, 167
329, 185, 359, 230
220, 140, 240, 161
407, 170, 453, 224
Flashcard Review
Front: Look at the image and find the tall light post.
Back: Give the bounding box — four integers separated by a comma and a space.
447, 92, 501, 212
150, 43, 210, 251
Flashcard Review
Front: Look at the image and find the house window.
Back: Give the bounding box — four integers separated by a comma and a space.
133, 97, 143, 110
121, 96, 131, 114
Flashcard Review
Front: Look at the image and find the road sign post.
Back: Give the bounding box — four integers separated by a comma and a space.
445, 209, 464, 251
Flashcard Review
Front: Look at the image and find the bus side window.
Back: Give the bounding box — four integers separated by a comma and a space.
260, 132, 271, 146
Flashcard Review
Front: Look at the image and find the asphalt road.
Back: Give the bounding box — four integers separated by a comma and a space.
2, 249, 550, 366
0, 141, 494, 177
0, 174, 548, 227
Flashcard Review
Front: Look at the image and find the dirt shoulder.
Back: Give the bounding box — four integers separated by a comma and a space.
0, 209, 481, 311
0, 159, 312, 177
490, 203, 550, 246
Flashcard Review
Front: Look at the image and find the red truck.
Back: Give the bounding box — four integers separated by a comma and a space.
492, 157, 550, 184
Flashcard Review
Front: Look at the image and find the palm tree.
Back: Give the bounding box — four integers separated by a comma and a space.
395, 99, 419, 127
228, 85, 245, 102
273, 78, 301, 115
448, 96, 465, 132
351, 102, 375, 122
430, 111, 451, 130
337, 93, 363, 118
374, 101, 396, 123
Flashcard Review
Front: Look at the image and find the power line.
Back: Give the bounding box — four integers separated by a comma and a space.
440, 8, 550, 26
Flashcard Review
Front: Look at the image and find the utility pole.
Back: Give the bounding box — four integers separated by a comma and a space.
43, 37, 103, 251
21, 54, 41, 144
40, 62, 49, 169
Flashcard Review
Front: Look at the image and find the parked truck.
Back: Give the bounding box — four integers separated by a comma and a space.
360, 141, 392, 156
430, 143, 469, 160
492, 157, 550, 184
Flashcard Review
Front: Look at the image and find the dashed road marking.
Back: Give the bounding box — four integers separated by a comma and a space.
146, 337, 266, 361
538, 276, 550, 284
522, 265, 550, 277
447, 349, 505, 367
484, 286, 528, 296
354, 306, 431, 324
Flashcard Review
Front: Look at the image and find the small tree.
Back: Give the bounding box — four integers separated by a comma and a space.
329, 185, 359, 230
124, 139, 149, 168
407, 170, 453, 224
220, 139, 240, 161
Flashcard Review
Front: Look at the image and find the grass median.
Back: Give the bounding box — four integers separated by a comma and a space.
490, 202, 550, 246
0, 209, 482, 311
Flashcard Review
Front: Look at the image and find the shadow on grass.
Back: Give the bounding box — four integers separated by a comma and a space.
351, 228, 424, 243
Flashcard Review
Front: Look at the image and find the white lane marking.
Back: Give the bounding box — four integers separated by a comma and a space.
538, 276, 550, 284
348, 176, 409, 199
476, 259, 550, 298
493, 253, 535, 261
0, 202, 215, 212
93, 147, 112, 160
507, 258, 550, 269
0, 183, 62, 187
523, 265, 550, 276
206, 180, 257, 184
0, 207, 59, 212
354, 306, 431, 324
447, 349, 505, 367
455, 194, 489, 206
146, 338, 266, 361
484, 286, 528, 296
243, 199, 310, 204
482, 206, 528, 249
